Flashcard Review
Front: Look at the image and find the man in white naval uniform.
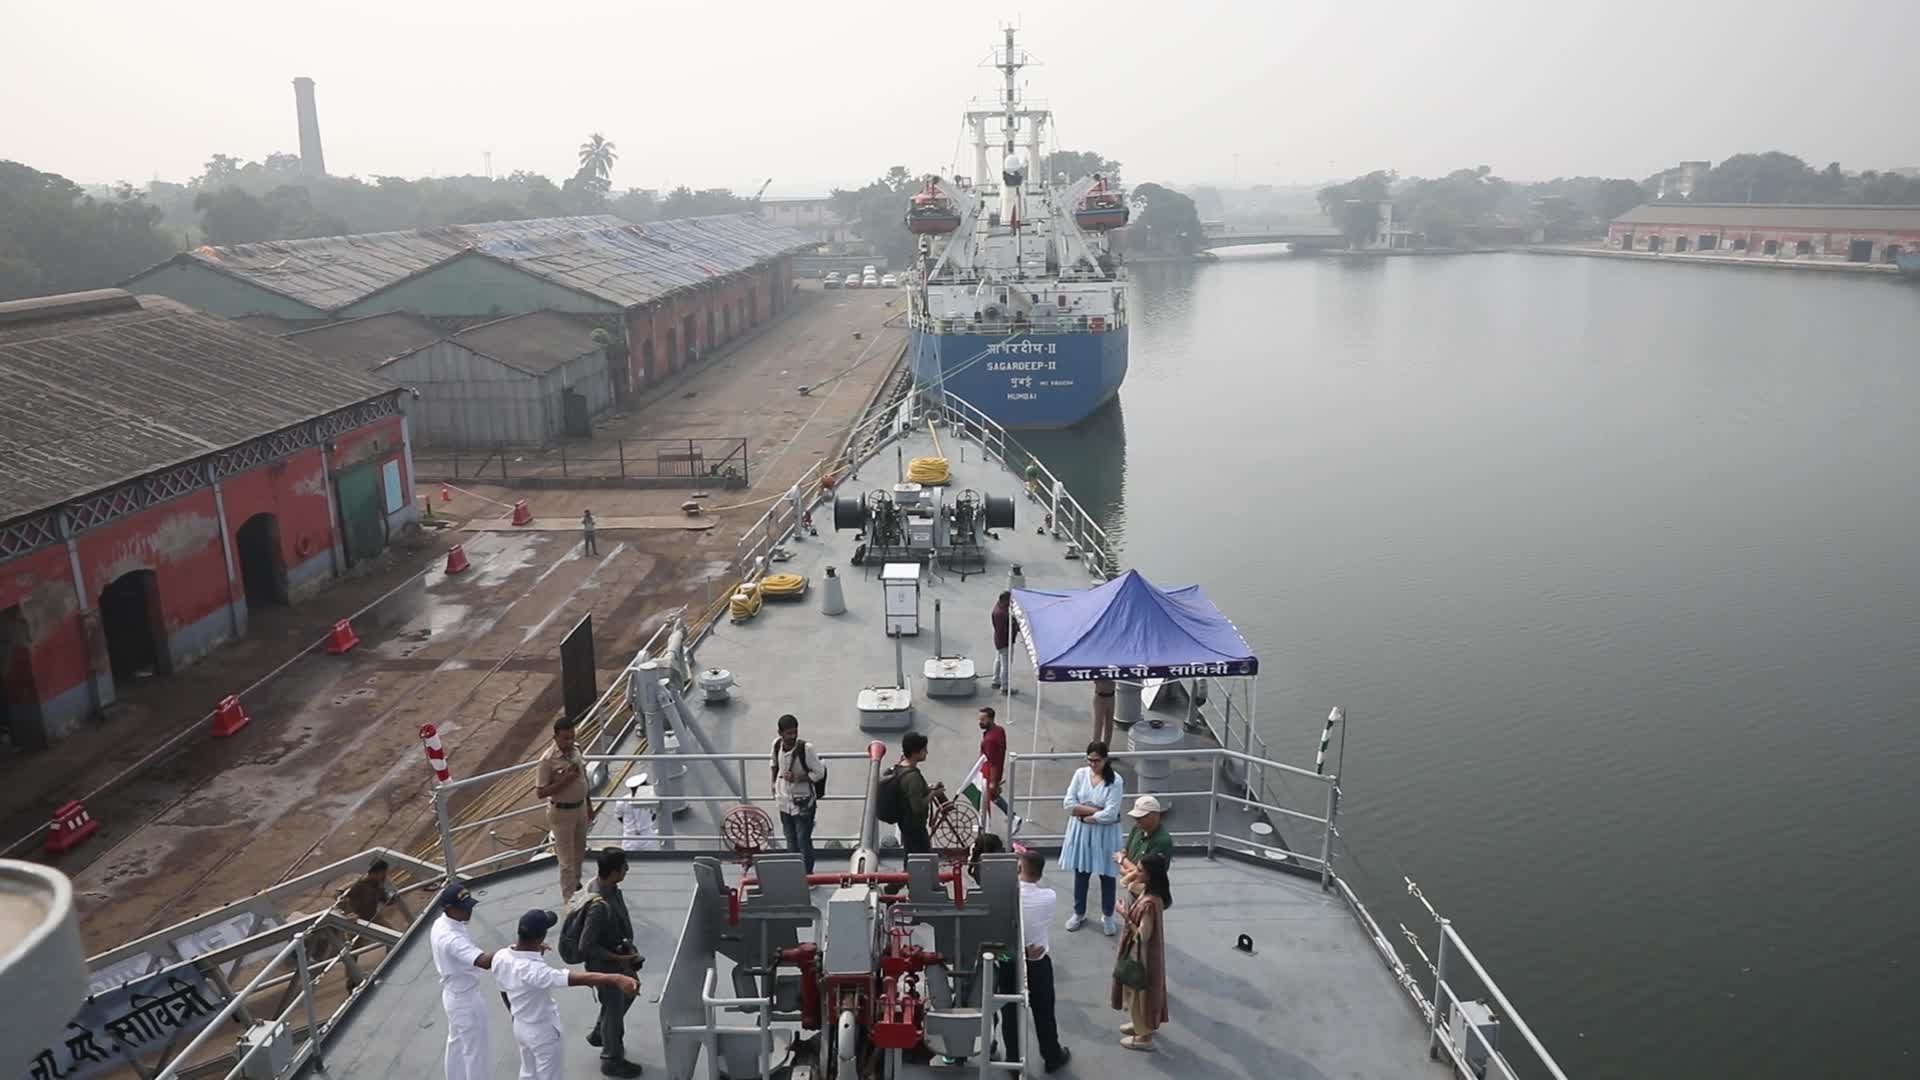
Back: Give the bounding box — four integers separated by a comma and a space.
618, 774, 660, 853
491, 909, 638, 1080
430, 883, 494, 1080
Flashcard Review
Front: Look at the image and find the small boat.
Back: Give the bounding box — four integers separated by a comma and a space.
905, 182, 962, 235
1073, 176, 1129, 231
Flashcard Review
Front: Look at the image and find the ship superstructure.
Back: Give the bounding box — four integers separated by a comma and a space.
906, 29, 1129, 429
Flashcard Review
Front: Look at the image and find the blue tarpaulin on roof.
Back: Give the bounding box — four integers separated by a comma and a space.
1011, 569, 1259, 682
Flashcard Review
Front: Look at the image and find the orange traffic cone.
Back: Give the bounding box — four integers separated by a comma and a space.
324, 619, 361, 654
210, 694, 251, 737
444, 544, 471, 575
439, 483, 452, 502
510, 499, 534, 526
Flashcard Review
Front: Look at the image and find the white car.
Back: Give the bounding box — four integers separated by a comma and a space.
862, 265, 877, 278
880, 273, 898, 287
843, 272, 862, 289
863, 274, 879, 288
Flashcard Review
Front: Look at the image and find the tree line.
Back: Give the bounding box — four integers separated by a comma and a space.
0, 134, 766, 301
1316, 152, 1920, 249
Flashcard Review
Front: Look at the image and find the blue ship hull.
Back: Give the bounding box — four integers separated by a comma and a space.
909, 325, 1128, 429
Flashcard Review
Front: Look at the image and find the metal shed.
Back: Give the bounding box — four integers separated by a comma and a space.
377, 311, 610, 448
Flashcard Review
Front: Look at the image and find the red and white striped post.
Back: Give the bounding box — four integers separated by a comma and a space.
419, 723, 451, 784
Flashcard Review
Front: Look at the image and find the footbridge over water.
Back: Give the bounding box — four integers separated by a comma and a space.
1201, 223, 1347, 252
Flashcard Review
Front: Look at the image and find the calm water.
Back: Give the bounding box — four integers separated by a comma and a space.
1025, 253, 1920, 1079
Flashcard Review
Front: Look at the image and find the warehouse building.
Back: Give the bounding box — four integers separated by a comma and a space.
281, 311, 444, 370
1608, 204, 1920, 262
0, 290, 415, 750
375, 311, 612, 447
124, 213, 813, 399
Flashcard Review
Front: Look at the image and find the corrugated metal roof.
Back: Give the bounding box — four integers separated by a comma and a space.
0, 295, 398, 520
282, 311, 445, 369
444, 311, 603, 375
1613, 203, 1920, 230
156, 213, 814, 313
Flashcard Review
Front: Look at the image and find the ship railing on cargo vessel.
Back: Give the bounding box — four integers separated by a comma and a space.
907, 313, 1125, 336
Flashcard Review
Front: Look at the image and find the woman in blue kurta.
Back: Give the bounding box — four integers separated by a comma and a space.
1058, 740, 1126, 934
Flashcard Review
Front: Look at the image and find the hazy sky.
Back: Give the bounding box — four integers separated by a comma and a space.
5, 0, 1915, 193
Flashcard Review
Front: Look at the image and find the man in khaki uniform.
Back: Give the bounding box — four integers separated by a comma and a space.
534, 717, 590, 902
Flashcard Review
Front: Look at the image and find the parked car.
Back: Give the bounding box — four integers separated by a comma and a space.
862, 265, 877, 279
863, 274, 879, 288
880, 273, 898, 287
823, 272, 842, 289
844, 273, 863, 289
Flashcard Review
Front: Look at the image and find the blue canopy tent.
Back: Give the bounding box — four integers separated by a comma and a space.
1010, 569, 1258, 682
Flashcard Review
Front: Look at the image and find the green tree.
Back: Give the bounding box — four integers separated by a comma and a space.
1697, 152, 1816, 203
578, 134, 618, 185
659, 186, 751, 218
0, 161, 177, 300
1128, 182, 1204, 256
193, 187, 279, 244
1317, 171, 1393, 246
1047, 150, 1121, 185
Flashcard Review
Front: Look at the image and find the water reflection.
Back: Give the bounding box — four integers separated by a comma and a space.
1018, 397, 1128, 547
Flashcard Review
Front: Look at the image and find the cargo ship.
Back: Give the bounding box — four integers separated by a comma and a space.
906, 29, 1129, 430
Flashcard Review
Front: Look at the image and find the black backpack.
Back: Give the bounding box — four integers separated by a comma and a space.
557, 895, 603, 964
875, 766, 905, 824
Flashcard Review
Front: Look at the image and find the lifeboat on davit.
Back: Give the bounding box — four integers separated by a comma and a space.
1074, 177, 1129, 231
906, 182, 962, 235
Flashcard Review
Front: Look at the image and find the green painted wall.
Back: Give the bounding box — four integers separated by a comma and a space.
124, 262, 328, 319
340, 255, 619, 320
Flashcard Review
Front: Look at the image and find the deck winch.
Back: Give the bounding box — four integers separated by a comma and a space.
834, 485, 1013, 576
657, 744, 1020, 1080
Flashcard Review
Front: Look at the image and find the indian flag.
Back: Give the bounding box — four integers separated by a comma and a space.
955, 754, 991, 815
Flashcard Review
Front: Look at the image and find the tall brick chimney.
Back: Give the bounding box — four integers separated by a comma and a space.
292, 77, 326, 177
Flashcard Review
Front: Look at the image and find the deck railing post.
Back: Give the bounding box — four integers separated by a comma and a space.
1205, 754, 1219, 859
434, 784, 458, 880
618, 440, 627, 479
1319, 780, 1339, 890
295, 933, 326, 1071
1427, 920, 1451, 1059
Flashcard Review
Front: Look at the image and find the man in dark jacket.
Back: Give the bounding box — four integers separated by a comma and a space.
581, 848, 643, 1077
990, 592, 1018, 691
895, 732, 938, 856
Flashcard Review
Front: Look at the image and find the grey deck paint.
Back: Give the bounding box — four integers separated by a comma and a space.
320, 429, 1442, 1078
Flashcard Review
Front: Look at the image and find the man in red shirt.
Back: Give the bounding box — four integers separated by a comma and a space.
978, 706, 1021, 831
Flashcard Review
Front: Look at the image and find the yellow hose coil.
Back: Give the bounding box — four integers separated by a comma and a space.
907, 457, 950, 485
729, 583, 763, 621
760, 573, 808, 597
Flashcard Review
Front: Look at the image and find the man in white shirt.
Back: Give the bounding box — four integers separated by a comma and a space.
492, 909, 638, 1080
1003, 850, 1070, 1072
430, 883, 494, 1080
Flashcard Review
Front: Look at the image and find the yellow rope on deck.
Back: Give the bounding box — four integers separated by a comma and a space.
906, 457, 950, 485
729, 582, 764, 621
760, 573, 808, 597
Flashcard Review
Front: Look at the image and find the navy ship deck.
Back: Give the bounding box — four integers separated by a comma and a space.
321, 425, 1448, 1078
53, 400, 1566, 1080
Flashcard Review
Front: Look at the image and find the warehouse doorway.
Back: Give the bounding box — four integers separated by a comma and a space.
640, 338, 656, 384
334, 462, 388, 568
681, 314, 697, 362
1763, 239, 1778, 255
665, 328, 678, 372
1886, 244, 1904, 264
235, 513, 287, 610
1, 606, 42, 751
99, 569, 167, 681
748, 286, 759, 326
1673, 236, 1690, 252
1847, 239, 1874, 263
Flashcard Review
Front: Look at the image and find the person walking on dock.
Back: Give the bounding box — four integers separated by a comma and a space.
769, 714, 826, 872
990, 591, 1018, 692
492, 909, 637, 1080
581, 510, 598, 555
580, 849, 645, 1077
1059, 741, 1125, 935
535, 717, 590, 902
1091, 677, 1116, 746
893, 731, 938, 857
430, 883, 494, 1080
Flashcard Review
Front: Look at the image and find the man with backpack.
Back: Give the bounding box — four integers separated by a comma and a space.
492, 909, 636, 1080
769, 714, 827, 872
877, 732, 941, 860
562, 848, 644, 1077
